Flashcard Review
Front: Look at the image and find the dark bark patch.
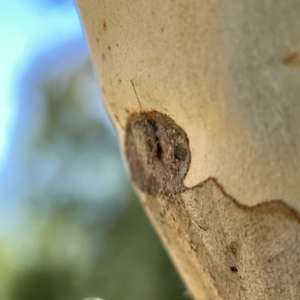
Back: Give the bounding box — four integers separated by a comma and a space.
230, 266, 238, 273
125, 111, 190, 195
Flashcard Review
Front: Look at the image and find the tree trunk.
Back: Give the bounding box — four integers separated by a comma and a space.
77, 1, 300, 299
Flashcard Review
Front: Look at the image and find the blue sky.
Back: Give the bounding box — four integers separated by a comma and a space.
0, 0, 83, 170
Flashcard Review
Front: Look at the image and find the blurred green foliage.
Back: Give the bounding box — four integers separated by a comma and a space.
2, 54, 186, 300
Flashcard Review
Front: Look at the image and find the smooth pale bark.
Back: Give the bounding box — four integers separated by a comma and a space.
77, 1, 300, 299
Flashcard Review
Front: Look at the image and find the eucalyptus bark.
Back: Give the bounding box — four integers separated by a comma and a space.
77, 1, 300, 299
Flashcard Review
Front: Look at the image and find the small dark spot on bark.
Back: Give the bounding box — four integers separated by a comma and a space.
108, 46, 111, 51
103, 21, 107, 29
102, 53, 106, 60
116, 43, 119, 46
161, 28, 164, 33
281, 52, 300, 67
96, 38, 99, 43
230, 266, 238, 273
119, 79, 122, 83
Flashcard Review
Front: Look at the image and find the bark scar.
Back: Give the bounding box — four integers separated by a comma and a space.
125, 111, 190, 195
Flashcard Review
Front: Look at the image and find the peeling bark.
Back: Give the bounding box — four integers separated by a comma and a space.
141, 177, 300, 299
125, 111, 300, 300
